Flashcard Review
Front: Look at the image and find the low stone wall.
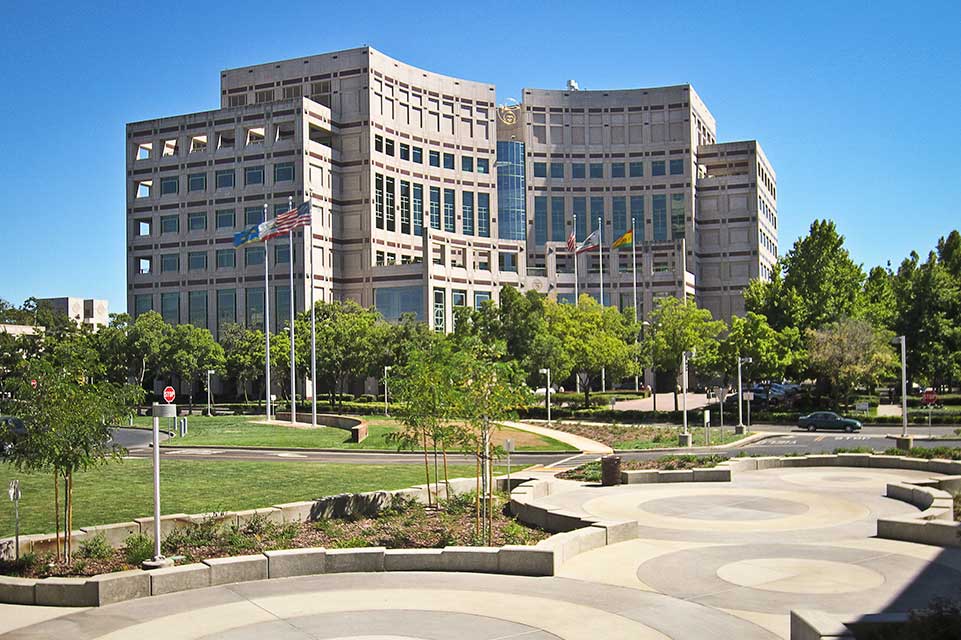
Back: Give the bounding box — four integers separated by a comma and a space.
272, 413, 368, 442
877, 476, 961, 547
790, 609, 910, 640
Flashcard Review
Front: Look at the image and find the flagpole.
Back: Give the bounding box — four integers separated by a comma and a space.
598, 216, 603, 306
632, 216, 639, 393
263, 203, 271, 422
573, 213, 579, 304
288, 196, 296, 424
308, 193, 317, 428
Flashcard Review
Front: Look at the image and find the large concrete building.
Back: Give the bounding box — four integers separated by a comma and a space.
37, 297, 109, 328
125, 46, 777, 336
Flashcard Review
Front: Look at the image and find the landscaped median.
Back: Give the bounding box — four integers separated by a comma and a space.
537, 420, 751, 450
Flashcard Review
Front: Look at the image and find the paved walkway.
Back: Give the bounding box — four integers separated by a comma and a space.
615, 392, 711, 412
501, 420, 613, 454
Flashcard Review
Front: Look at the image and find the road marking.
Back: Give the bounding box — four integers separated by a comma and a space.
275, 452, 308, 458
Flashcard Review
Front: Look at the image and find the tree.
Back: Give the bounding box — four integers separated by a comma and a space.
938, 230, 961, 280
860, 265, 898, 331
807, 317, 897, 409
127, 311, 171, 386
744, 262, 804, 332
162, 324, 225, 407
220, 323, 265, 403
643, 296, 725, 410
719, 312, 801, 383
89, 313, 135, 385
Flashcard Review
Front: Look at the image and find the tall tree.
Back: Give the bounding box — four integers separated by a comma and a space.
807, 317, 897, 409
162, 324, 225, 407
719, 312, 801, 383
220, 323, 265, 402
860, 265, 898, 331
744, 262, 804, 332
127, 311, 171, 386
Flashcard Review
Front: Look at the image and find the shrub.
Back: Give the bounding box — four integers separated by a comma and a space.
123, 534, 153, 566
356, 394, 376, 403
77, 534, 113, 560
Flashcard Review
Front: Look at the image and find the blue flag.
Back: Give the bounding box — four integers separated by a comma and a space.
233, 224, 260, 247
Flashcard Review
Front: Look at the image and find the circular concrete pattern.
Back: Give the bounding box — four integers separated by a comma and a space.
775, 469, 909, 489
716, 558, 885, 594
640, 494, 809, 521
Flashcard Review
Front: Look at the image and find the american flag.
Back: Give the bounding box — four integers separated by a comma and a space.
261, 201, 312, 241
567, 230, 577, 253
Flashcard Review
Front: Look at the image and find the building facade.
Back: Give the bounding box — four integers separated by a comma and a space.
37, 297, 109, 328
126, 46, 776, 335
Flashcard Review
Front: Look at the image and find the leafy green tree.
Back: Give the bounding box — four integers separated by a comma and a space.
719, 312, 801, 383
220, 323, 264, 402
89, 313, 135, 384
161, 324, 225, 407
806, 317, 897, 409
938, 230, 961, 280
860, 265, 898, 331
127, 311, 171, 386
744, 262, 804, 332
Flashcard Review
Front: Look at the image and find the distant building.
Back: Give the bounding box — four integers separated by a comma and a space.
36, 297, 109, 328
0, 324, 41, 337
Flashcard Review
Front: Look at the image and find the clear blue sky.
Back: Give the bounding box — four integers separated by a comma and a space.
1, 1, 958, 314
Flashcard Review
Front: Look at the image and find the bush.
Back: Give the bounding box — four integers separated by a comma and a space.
77, 534, 113, 560
123, 534, 153, 566
355, 394, 376, 403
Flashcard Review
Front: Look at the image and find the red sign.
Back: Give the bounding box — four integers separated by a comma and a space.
923, 389, 938, 405
163, 386, 176, 403
30, 379, 37, 389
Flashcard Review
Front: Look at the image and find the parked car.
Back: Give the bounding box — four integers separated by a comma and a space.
0, 416, 27, 457
798, 411, 862, 432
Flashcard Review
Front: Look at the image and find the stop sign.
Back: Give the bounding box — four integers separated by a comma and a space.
923, 389, 938, 405
163, 386, 176, 403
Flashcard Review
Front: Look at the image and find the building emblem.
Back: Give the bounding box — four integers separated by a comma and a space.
497, 100, 521, 125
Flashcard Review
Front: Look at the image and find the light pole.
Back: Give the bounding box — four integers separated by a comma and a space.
206, 369, 215, 417
384, 365, 392, 416
892, 336, 911, 449
539, 367, 552, 424
737, 356, 752, 435
679, 350, 694, 447
642, 320, 656, 412
146, 402, 176, 568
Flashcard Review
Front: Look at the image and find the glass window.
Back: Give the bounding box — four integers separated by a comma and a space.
652, 160, 666, 176
477, 192, 490, 238
412, 146, 423, 164
161, 253, 179, 273
589, 163, 603, 178
533, 162, 547, 178
399, 143, 410, 160
216, 209, 235, 229
550, 163, 564, 179
498, 251, 517, 272
374, 173, 384, 230
534, 196, 547, 245
550, 197, 565, 242
274, 162, 294, 182
612, 196, 627, 239
160, 176, 178, 195
452, 290, 467, 307
275, 286, 291, 329
245, 246, 265, 266
573, 197, 587, 240
476, 157, 489, 174
188, 173, 206, 192
374, 135, 383, 153
245, 206, 263, 226
412, 184, 424, 236
590, 197, 604, 232
443, 189, 455, 232
216, 249, 235, 269
671, 193, 685, 239
652, 194, 667, 241
245, 287, 265, 330
245, 165, 264, 185
400, 181, 411, 234
630, 196, 645, 242
669, 159, 684, 175
188, 251, 207, 271
188, 212, 206, 231
160, 215, 179, 234
629, 161, 644, 177
429, 149, 440, 167
461, 156, 473, 172
134, 294, 152, 317
433, 288, 445, 332
161, 292, 179, 324
572, 163, 585, 179
215, 170, 234, 189
429, 186, 441, 229
443, 153, 455, 169
462, 191, 474, 236
611, 162, 625, 178
374, 285, 424, 322
496, 139, 526, 242
474, 291, 491, 309
274, 244, 290, 264
188, 291, 207, 328
384, 138, 395, 156
217, 289, 236, 335
385, 176, 395, 232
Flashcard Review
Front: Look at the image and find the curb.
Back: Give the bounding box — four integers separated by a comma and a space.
153, 444, 568, 456
613, 431, 778, 454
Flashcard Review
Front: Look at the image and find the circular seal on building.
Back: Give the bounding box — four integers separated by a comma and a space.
497, 103, 520, 125
531, 278, 545, 291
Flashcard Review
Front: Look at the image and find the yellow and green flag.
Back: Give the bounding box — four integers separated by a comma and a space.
611, 229, 634, 250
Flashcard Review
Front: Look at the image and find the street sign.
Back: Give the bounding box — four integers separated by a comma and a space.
855, 401, 869, 412
504, 439, 515, 453
715, 386, 727, 402
8, 480, 19, 502
923, 389, 938, 405
163, 386, 176, 404
742, 391, 754, 401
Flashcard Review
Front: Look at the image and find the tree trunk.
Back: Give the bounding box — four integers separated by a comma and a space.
67, 473, 74, 558
432, 434, 440, 501
62, 474, 69, 559
442, 442, 451, 496
54, 472, 61, 562
474, 451, 480, 541
421, 428, 433, 507
582, 375, 591, 408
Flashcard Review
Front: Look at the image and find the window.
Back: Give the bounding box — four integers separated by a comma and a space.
274, 162, 294, 182
374, 174, 384, 229
160, 254, 179, 273
589, 163, 604, 179
215, 170, 234, 189
188, 251, 207, 271
275, 286, 291, 329
188, 291, 207, 328
162, 139, 178, 156
652, 194, 667, 241
374, 135, 383, 153
216, 249, 235, 269
573, 197, 587, 240
189, 135, 207, 154
652, 160, 666, 176
216, 209, 235, 229
400, 181, 411, 234
135, 142, 152, 160
134, 294, 152, 317
136, 219, 151, 236
275, 122, 295, 142
590, 197, 604, 232
400, 143, 410, 161
477, 192, 490, 238
476, 157, 489, 174
443, 189, 455, 232
429, 150, 440, 167
245, 206, 263, 226
245, 165, 264, 185
412, 184, 424, 236
161, 292, 179, 324
385, 138, 395, 156
385, 176, 395, 231
228, 94, 247, 108
499, 251, 517, 272
217, 289, 236, 334
245, 287, 264, 330
160, 176, 178, 195
533, 162, 547, 178
135, 179, 152, 198
551, 197, 565, 242
462, 156, 473, 172
188, 212, 206, 232
433, 288, 445, 332
550, 163, 564, 179
274, 244, 290, 264
630, 196, 645, 241
429, 186, 441, 230
669, 159, 684, 175
572, 163, 586, 179
474, 291, 491, 309
629, 161, 644, 177
611, 162, 625, 178
443, 153, 455, 170
412, 146, 423, 163
160, 215, 179, 234
255, 89, 274, 103
462, 191, 474, 235
671, 193, 685, 239
375, 250, 385, 266
138, 256, 152, 274
188, 173, 206, 192
217, 131, 235, 150
452, 290, 467, 307
534, 196, 547, 245
246, 127, 265, 145
245, 246, 265, 266
612, 196, 627, 240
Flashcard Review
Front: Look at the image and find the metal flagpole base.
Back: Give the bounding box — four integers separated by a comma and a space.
734, 425, 746, 435
678, 433, 692, 447
141, 557, 175, 570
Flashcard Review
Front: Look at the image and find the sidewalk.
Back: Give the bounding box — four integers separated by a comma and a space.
500, 420, 613, 455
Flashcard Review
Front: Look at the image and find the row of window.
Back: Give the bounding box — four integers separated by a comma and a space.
373, 173, 492, 238
133, 287, 296, 334
135, 163, 294, 198
134, 122, 298, 161
760, 230, 777, 257
374, 135, 490, 173
136, 244, 296, 276
432, 288, 493, 332
758, 195, 778, 230
532, 194, 686, 245
532, 158, 684, 180
135, 202, 310, 237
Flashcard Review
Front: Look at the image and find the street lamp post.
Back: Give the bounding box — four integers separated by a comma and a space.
206, 369, 215, 417
737, 356, 752, 435
145, 402, 176, 569
893, 336, 911, 449
642, 320, 655, 412
539, 368, 552, 424
679, 351, 694, 447
384, 365, 392, 417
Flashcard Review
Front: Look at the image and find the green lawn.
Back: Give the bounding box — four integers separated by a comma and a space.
616, 427, 748, 450
0, 460, 508, 537
133, 415, 574, 452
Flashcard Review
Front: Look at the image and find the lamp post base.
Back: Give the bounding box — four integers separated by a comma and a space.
678, 433, 692, 447
734, 425, 746, 435
141, 557, 175, 570
895, 435, 914, 452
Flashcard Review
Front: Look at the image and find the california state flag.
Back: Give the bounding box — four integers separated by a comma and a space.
575, 229, 600, 254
